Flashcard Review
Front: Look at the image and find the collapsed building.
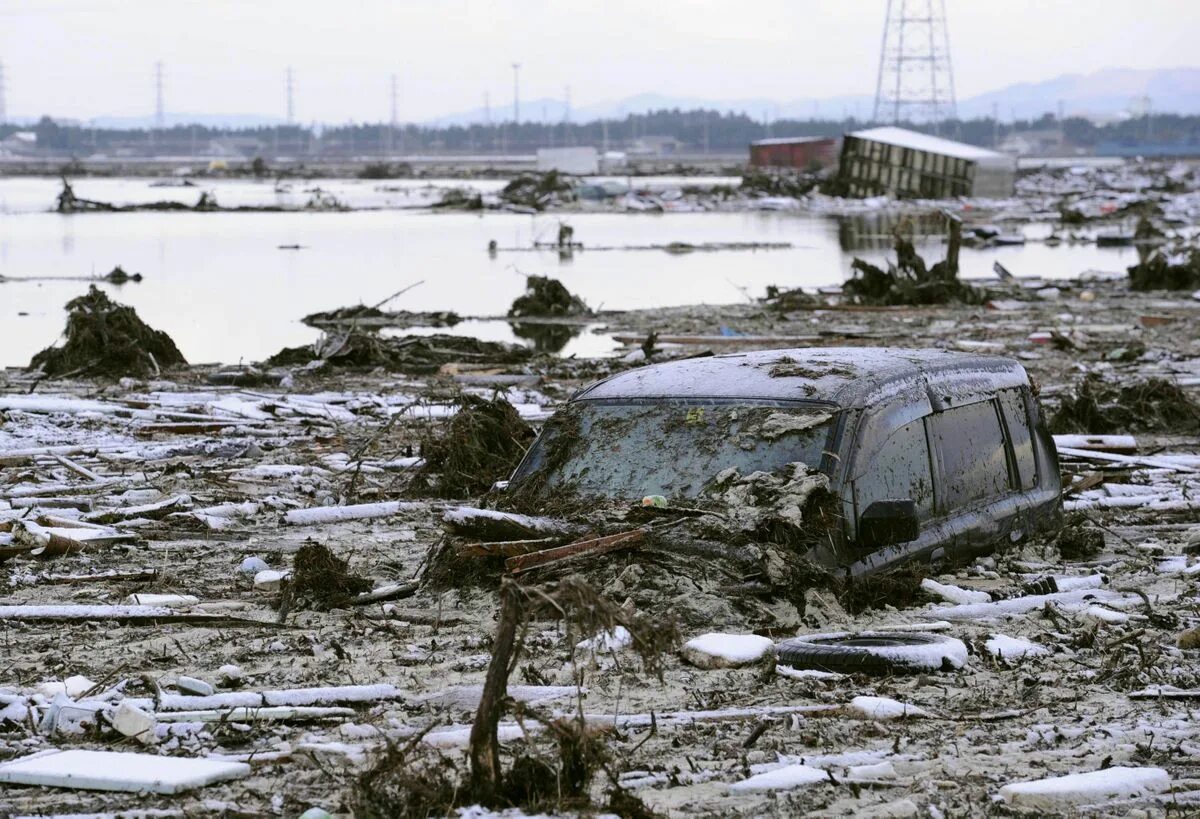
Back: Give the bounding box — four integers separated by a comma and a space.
837, 126, 1016, 198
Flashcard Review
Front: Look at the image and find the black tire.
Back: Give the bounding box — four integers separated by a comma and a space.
775, 631, 965, 675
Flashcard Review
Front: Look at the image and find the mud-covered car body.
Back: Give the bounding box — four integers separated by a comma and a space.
509, 347, 1062, 575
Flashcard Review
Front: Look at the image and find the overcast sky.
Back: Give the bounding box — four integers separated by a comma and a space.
3, 0, 1195, 122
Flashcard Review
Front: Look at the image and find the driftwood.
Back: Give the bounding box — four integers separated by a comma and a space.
505, 529, 645, 575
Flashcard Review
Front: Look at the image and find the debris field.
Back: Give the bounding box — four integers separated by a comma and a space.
2, 160, 1200, 817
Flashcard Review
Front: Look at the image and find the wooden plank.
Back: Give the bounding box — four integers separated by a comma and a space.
506, 529, 645, 575
458, 538, 557, 558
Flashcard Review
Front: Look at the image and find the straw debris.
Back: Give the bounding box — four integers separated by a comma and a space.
1049, 374, 1200, 435
29, 285, 186, 379
415, 394, 535, 497
508, 275, 591, 318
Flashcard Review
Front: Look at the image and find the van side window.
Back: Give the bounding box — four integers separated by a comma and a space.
998, 389, 1037, 490
854, 417, 935, 523
928, 400, 1010, 510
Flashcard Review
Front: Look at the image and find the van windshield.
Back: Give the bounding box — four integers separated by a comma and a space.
511, 399, 839, 500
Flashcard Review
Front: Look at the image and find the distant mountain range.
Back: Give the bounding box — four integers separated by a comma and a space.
17, 66, 1199, 130
428, 67, 1200, 125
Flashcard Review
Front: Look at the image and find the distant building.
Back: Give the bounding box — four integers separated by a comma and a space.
628, 135, 683, 156
0, 131, 38, 157
536, 146, 599, 174
749, 136, 838, 170
838, 126, 1016, 199
997, 128, 1067, 157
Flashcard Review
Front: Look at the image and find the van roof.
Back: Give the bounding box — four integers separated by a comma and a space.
573, 347, 1029, 410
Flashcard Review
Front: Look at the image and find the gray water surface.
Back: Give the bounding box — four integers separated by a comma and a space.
0, 177, 1137, 367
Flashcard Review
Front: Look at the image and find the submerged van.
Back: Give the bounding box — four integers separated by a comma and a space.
508, 347, 1062, 575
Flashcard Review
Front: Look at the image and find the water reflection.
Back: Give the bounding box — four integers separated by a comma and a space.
508, 320, 583, 353
837, 211, 954, 251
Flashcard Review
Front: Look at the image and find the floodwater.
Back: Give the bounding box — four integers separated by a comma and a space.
0, 177, 1140, 368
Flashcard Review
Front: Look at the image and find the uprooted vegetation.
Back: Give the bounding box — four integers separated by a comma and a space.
29, 285, 187, 379
281, 540, 372, 611
414, 394, 536, 497
508, 275, 591, 318
352, 576, 674, 817
843, 225, 984, 306
1049, 374, 1200, 435
266, 331, 531, 375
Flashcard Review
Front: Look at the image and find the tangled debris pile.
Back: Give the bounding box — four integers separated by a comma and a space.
302, 306, 461, 329
29, 286, 187, 379
267, 331, 531, 375
843, 229, 982, 307
508, 275, 591, 319
282, 540, 373, 611
415, 394, 535, 497
740, 168, 820, 198
500, 170, 575, 211
1050, 374, 1200, 435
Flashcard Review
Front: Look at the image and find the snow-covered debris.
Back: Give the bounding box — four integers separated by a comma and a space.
284, 500, 423, 526
985, 634, 1050, 660
729, 763, 829, 792
110, 700, 156, 744
998, 766, 1170, 808
920, 578, 990, 605
124, 593, 199, 608
680, 633, 774, 669
926, 588, 1134, 621
847, 696, 929, 721
576, 626, 632, 654
1079, 605, 1130, 625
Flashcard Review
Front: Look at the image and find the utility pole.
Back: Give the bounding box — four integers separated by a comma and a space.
155, 60, 165, 129
386, 73, 398, 156
563, 84, 571, 146
286, 67, 295, 124
511, 62, 521, 123
0, 61, 7, 126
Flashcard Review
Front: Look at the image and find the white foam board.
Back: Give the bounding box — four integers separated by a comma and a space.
0, 749, 250, 793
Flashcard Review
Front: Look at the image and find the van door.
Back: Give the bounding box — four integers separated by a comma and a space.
926, 397, 1022, 561
847, 415, 955, 574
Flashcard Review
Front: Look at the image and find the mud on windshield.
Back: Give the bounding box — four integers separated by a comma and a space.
510, 398, 841, 501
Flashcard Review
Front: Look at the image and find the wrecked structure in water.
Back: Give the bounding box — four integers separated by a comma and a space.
838, 126, 1016, 199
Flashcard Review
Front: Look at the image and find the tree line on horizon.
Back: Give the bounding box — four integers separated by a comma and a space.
10, 108, 1200, 156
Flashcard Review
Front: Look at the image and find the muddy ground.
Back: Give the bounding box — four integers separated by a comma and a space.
3, 163, 1200, 817
2, 278, 1199, 817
